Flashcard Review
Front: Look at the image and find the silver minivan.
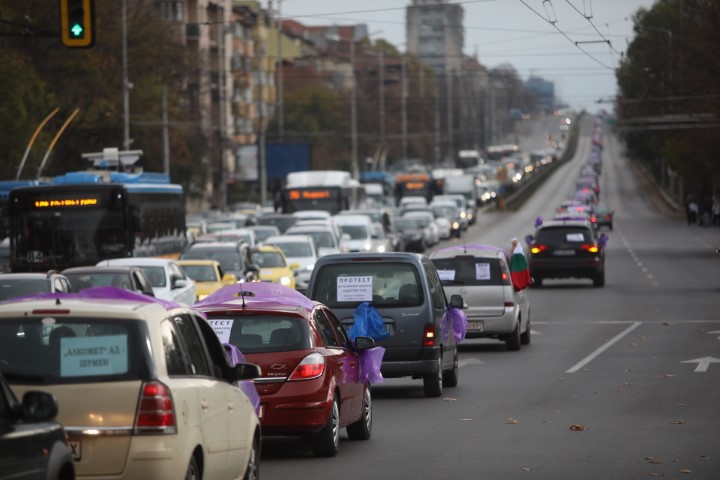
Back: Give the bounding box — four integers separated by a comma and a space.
429, 245, 530, 351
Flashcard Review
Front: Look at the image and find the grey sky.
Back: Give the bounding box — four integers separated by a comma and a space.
279, 0, 657, 112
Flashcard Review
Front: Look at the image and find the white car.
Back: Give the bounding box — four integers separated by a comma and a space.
402, 211, 440, 246
0, 291, 261, 479
96, 258, 196, 305
332, 214, 377, 253
263, 234, 319, 293
285, 224, 343, 257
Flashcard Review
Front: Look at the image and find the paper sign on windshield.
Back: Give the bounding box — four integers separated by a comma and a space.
566, 233, 584, 242
475, 263, 491, 280
60, 335, 128, 377
437, 270, 456, 281
208, 319, 234, 343
337, 276, 373, 302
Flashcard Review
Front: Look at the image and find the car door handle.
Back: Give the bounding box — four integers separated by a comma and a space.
201, 399, 209, 410
227, 402, 235, 411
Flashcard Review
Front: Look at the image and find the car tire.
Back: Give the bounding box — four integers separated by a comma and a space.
531, 276, 542, 288
243, 434, 260, 480
506, 321, 521, 351
423, 358, 443, 397
346, 386, 372, 440
520, 317, 531, 346
442, 350, 459, 388
185, 455, 200, 480
312, 396, 340, 457
593, 271, 605, 287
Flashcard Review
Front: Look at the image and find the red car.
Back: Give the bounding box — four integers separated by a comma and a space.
196, 282, 377, 457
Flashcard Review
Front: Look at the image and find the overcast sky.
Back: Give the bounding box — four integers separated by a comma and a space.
279, 0, 658, 112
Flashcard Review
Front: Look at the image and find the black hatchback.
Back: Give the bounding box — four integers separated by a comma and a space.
526, 219, 608, 287
0, 371, 75, 479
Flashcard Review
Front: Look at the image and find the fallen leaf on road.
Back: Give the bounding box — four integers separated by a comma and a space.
679, 469, 692, 474
673, 403, 687, 407
507, 417, 519, 424
671, 420, 685, 425
648, 473, 664, 477
557, 377, 566, 382
460, 418, 472, 421
645, 457, 663, 464
569, 424, 587, 431
443, 397, 457, 402
522, 468, 531, 472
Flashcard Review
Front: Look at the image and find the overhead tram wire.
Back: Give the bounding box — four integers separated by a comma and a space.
563, 0, 624, 59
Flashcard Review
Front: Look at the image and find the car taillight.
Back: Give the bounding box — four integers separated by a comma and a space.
423, 324, 436, 347
504, 301, 514, 308
134, 382, 177, 435
501, 272, 511, 285
530, 245, 547, 254
288, 353, 325, 380
590, 216, 597, 222
580, 244, 600, 253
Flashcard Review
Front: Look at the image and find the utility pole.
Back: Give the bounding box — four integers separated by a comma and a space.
257, 41, 267, 207
350, 37, 359, 179
434, 74, 441, 165
277, 0, 284, 141
217, 5, 227, 210
162, 86, 170, 176
401, 55, 407, 162
378, 51, 385, 153
122, 0, 130, 150
446, 69, 453, 165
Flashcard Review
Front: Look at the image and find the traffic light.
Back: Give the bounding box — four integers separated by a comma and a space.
60, 0, 95, 48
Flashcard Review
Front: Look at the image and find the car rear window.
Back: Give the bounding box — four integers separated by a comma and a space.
535, 227, 592, 244
431, 256, 507, 286
311, 262, 423, 309
0, 279, 50, 301
207, 315, 310, 353
0, 318, 147, 385
182, 250, 243, 272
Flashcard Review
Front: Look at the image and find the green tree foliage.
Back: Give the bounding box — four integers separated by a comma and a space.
617, 0, 720, 194
0, 0, 205, 194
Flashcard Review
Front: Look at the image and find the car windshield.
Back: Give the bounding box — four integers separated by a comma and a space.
268, 242, 313, 258
394, 218, 421, 231
0, 318, 144, 384
431, 256, 506, 286
304, 231, 334, 248
181, 265, 217, 282
311, 262, 422, 309
64, 272, 130, 290
138, 266, 166, 288
339, 225, 369, 240
252, 228, 278, 243
182, 250, 243, 272
0, 279, 50, 301
253, 252, 286, 268
212, 315, 311, 353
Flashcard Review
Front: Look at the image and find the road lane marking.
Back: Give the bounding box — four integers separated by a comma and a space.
566, 321, 642, 373
681, 357, 720, 373
708, 330, 720, 339
459, 358, 484, 367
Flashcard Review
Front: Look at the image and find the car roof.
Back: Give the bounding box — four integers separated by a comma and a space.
538, 219, 593, 229
62, 266, 143, 274
264, 234, 314, 244
99, 257, 179, 266
332, 215, 372, 224
195, 283, 319, 316
0, 272, 56, 280
185, 242, 241, 251
315, 251, 424, 264
177, 259, 222, 267
429, 244, 505, 259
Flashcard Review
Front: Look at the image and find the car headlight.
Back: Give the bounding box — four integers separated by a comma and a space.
452, 222, 460, 229
280, 276, 292, 286
197, 294, 208, 301
460, 211, 467, 218
377, 245, 386, 253
306, 264, 314, 271
363, 242, 372, 251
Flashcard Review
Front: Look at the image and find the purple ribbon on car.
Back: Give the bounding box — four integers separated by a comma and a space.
441, 307, 468, 342
358, 345, 385, 384
223, 343, 261, 415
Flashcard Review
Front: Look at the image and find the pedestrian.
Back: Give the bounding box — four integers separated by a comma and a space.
712, 197, 720, 227
687, 197, 699, 226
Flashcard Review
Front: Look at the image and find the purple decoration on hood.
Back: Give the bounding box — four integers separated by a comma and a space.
441, 307, 467, 342
358, 346, 385, 384
1, 286, 181, 309
196, 282, 315, 310
223, 343, 261, 415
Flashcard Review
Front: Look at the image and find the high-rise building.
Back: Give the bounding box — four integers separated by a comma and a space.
406, 0, 464, 74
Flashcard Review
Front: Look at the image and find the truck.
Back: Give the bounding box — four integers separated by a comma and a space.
442, 174, 478, 224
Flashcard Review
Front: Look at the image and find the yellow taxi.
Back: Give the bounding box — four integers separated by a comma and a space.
251, 245, 298, 289
177, 259, 238, 301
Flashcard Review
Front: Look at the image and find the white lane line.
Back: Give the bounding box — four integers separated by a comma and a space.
459, 358, 484, 368
566, 321, 642, 373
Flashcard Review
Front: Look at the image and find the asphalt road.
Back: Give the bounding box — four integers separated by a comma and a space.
260, 116, 720, 479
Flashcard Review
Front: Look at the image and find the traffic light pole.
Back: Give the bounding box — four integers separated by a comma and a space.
122, 0, 131, 150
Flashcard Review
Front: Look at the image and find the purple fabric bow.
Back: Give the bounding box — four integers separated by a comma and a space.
358, 346, 385, 384
441, 307, 468, 343
223, 343, 261, 415
0, 286, 181, 309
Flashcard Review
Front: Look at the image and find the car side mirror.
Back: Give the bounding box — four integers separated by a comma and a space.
341, 233, 351, 243
232, 363, 261, 381
354, 336, 376, 350
525, 234, 534, 247
143, 288, 156, 297
449, 294, 464, 309
22, 391, 58, 421
173, 278, 188, 289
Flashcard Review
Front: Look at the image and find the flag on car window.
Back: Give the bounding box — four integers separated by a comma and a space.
510, 243, 531, 291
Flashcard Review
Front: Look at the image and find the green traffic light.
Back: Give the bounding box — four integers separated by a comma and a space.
71, 23, 84, 37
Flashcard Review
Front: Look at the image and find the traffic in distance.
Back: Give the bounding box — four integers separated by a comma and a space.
2, 111, 719, 479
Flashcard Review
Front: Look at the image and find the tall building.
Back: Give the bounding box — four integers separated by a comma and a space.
406, 0, 464, 74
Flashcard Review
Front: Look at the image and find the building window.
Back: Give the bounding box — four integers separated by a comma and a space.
159, 1, 184, 22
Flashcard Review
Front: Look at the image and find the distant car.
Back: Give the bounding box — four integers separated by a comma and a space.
180, 241, 260, 283
0, 271, 73, 302
213, 228, 257, 247
0, 238, 9, 273
256, 213, 299, 234
251, 245, 298, 288
285, 224, 343, 257
402, 211, 440, 246
197, 283, 376, 457
96, 257, 196, 305
393, 217, 427, 252
0, 290, 261, 480
526, 219, 608, 287
62, 266, 156, 297
263, 235, 319, 293
332, 215, 377, 253
430, 245, 530, 350
0, 371, 75, 480
177, 259, 238, 301
592, 204, 614, 230
247, 225, 281, 244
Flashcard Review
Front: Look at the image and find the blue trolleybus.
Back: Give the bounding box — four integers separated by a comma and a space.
8, 148, 187, 272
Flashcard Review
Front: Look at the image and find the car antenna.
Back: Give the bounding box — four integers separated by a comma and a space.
234, 290, 255, 309
55, 297, 62, 305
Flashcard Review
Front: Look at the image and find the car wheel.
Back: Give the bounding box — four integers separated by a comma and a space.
520, 317, 531, 345
506, 321, 521, 351
185, 455, 200, 480
593, 271, 605, 287
442, 349, 459, 388
243, 434, 260, 480
423, 358, 443, 397
346, 385, 372, 440
312, 396, 340, 457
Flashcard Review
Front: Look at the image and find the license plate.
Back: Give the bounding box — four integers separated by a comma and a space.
553, 250, 576, 256
69, 440, 81, 461
467, 321, 484, 331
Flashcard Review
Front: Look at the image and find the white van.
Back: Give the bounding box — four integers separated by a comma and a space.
332, 214, 377, 252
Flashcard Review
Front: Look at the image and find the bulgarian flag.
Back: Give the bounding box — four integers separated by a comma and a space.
510, 243, 531, 291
